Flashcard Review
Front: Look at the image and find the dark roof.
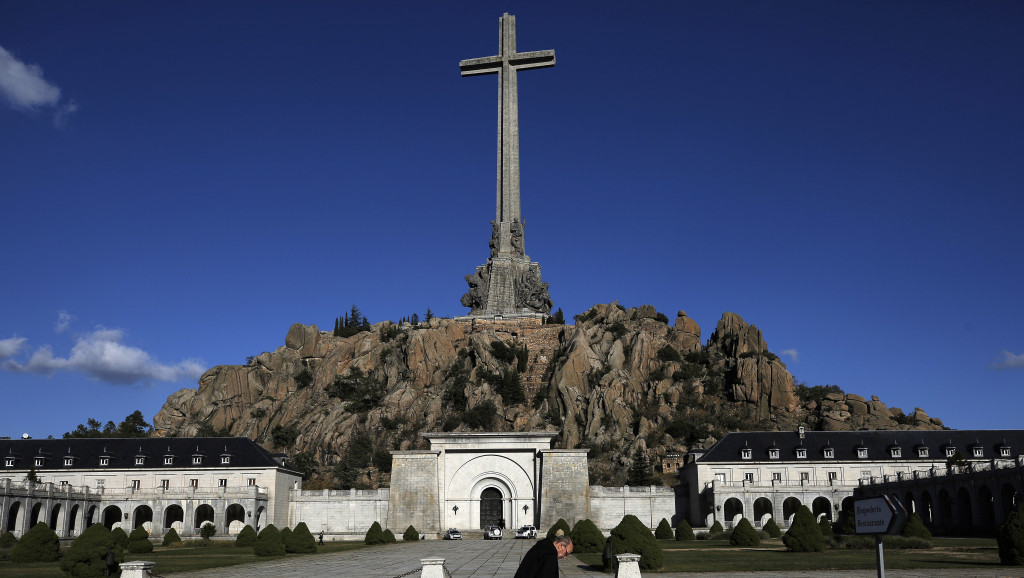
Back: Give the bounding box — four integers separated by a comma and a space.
697, 430, 1024, 463
2, 437, 286, 471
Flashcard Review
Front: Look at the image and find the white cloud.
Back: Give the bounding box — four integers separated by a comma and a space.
2, 328, 205, 386
0, 337, 27, 359
54, 310, 73, 334
993, 350, 1024, 370
781, 348, 799, 362
0, 44, 76, 126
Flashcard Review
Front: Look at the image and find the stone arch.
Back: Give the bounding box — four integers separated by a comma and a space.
938, 489, 953, 526
225, 504, 246, 535
919, 491, 933, 525
904, 492, 916, 514
1001, 483, 1019, 524
164, 505, 184, 532
85, 505, 97, 528
783, 497, 802, 524
102, 505, 122, 529
480, 487, 504, 529
254, 506, 267, 532
812, 497, 832, 521
67, 504, 80, 537
133, 505, 153, 531
978, 485, 995, 527
30, 502, 43, 527
753, 497, 773, 526
956, 487, 973, 527
194, 504, 215, 530
5, 501, 21, 533
723, 497, 743, 526
49, 503, 61, 531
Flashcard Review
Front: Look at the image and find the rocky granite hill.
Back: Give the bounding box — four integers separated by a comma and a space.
153, 303, 945, 487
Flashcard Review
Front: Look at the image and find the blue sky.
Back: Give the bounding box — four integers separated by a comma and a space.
1, 1, 1021, 438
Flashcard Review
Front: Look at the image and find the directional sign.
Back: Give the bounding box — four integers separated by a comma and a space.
885, 495, 909, 536
854, 496, 894, 534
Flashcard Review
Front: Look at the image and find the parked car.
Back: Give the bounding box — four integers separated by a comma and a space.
484, 525, 503, 540
444, 528, 462, 540
514, 525, 538, 539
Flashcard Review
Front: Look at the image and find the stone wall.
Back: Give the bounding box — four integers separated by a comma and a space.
288, 487, 389, 540
388, 450, 441, 534
538, 449, 589, 530
588, 485, 681, 531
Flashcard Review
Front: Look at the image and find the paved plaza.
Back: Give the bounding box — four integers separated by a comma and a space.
166, 537, 1024, 578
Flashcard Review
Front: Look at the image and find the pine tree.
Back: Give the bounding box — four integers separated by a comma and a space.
782, 506, 826, 552
730, 518, 761, 547
763, 518, 782, 538
997, 503, 1024, 566
655, 518, 674, 539
674, 520, 695, 541
627, 448, 655, 486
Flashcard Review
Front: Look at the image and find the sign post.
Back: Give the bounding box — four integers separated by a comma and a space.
854, 495, 908, 578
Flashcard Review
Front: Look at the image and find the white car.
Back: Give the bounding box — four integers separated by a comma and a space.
514, 525, 538, 539
484, 525, 503, 540
444, 528, 462, 540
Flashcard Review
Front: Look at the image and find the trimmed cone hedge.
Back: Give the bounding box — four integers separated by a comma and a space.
763, 518, 781, 538
675, 520, 694, 541
901, 513, 932, 540
10, 522, 60, 563
403, 525, 419, 542
383, 529, 397, 543
162, 527, 182, 546
998, 503, 1024, 566
730, 518, 760, 547
547, 518, 572, 539
654, 518, 674, 540
570, 519, 606, 553
254, 524, 286, 557
289, 522, 318, 553
607, 514, 662, 571
364, 521, 387, 545
110, 527, 129, 549
709, 521, 724, 534
235, 525, 257, 547
60, 524, 124, 578
127, 526, 153, 554
783, 506, 825, 552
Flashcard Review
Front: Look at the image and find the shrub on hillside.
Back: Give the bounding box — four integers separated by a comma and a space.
254, 524, 286, 557
998, 503, 1024, 565
364, 521, 387, 545
654, 518, 673, 540
403, 525, 419, 542
783, 506, 825, 552
288, 522, 317, 553
234, 525, 256, 547
10, 522, 60, 563
546, 518, 572, 539
901, 513, 932, 540
383, 528, 397, 543
110, 527, 129, 549
61, 524, 124, 578
730, 518, 760, 547
763, 518, 782, 538
709, 521, 724, 534
127, 526, 153, 553
674, 520, 695, 541
606, 514, 662, 571
570, 519, 605, 553
162, 527, 182, 546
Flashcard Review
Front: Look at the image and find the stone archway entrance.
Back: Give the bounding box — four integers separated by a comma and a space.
480, 487, 503, 528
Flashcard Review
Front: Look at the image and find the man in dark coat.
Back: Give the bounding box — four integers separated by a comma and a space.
514, 535, 573, 578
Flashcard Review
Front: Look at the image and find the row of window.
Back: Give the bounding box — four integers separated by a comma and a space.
740, 444, 1009, 460
717, 471, 853, 483
4, 455, 232, 468
52, 478, 260, 489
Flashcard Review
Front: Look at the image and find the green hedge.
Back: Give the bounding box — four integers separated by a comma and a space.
998, 503, 1024, 565
607, 514, 662, 571
60, 524, 124, 578
10, 522, 60, 563
403, 525, 419, 542
127, 526, 153, 553
654, 518, 674, 539
546, 518, 572, 539
365, 521, 387, 545
569, 519, 605, 553
674, 520, 694, 541
289, 522, 318, 553
763, 518, 781, 538
234, 525, 256, 547
730, 518, 760, 547
162, 527, 182, 546
254, 524, 286, 557
783, 506, 825, 552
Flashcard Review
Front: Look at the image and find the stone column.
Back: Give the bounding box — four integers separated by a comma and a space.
120, 561, 156, 578
615, 553, 643, 578
420, 557, 446, 578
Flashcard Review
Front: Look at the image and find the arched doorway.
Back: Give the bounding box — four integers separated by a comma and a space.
225, 504, 246, 535
919, 492, 933, 525
938, 489, 953, 526
102, 506, 122, 529
978, 486, 995, 527
956, 487, 973, 527
164, 505, 184, 533
783, 497, 802, 525
724, 498, 743, 526
812, 497, 832, 521
1001, 483, 1020, 524
254, 507, 266, 533
133, 505, 153, 531
49, 503, 61, 531
479, 487, 503, 529
30, 502, 43, 527
5, 502, 21, 533
753, 497, 773, 526
67, 505, 80, 537
85, 506, 96, 529
194, 504, 215, 531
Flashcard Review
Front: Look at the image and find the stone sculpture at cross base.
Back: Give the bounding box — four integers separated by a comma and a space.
458, 13, 554, 319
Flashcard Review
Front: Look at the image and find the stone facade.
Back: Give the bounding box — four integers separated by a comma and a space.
538, 450, 590, 530
587, 485, 680, 531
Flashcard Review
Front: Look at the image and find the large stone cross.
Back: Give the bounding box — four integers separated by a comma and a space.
460, 13, 555, 237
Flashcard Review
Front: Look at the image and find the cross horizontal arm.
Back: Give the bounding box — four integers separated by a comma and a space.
509, 50, 555, 70
460, 56, 502, 76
